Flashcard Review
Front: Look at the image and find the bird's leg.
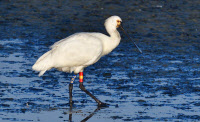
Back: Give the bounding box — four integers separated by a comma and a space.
79, 72, 109, 107
69, 74, 76, 106
69, 104, 72, 122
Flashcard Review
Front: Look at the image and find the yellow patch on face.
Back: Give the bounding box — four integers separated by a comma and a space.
116, 20, 121, 27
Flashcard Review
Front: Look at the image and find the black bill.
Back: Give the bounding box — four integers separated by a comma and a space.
120, 25, 142, 53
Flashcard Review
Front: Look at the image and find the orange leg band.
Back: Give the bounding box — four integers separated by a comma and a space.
79, 72, 83, 82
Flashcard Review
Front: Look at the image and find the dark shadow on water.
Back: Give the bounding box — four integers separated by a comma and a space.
69, 105, 108, 122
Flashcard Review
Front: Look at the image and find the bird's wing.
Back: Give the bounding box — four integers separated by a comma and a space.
50, 34, 75, 49
50, 33, 103, 68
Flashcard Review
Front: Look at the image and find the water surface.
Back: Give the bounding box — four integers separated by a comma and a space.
0, 0, 200, 121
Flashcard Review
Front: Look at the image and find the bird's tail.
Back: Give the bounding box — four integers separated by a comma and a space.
32, 50, 53, 76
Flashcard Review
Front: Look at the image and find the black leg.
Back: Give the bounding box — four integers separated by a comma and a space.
79, 82, 109, 107
69, 107, 72, 122
69, 74, 76, 107
69, 83, 73, 107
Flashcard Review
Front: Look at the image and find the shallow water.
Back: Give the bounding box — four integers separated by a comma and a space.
0, 0, 200, 121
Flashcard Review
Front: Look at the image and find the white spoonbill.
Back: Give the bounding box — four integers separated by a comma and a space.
32, 15, 142, 107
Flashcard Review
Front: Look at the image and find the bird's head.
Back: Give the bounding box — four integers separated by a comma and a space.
104, 16, 122, 30
105, 15, 142, 53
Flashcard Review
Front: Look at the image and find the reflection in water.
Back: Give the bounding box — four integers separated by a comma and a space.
80, 107, 103, 122
69, 103, 107, 122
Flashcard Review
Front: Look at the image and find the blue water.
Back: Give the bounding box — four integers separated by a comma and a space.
0, 0, 200, 121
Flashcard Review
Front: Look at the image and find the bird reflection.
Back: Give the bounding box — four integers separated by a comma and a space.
68, 103, 108, 122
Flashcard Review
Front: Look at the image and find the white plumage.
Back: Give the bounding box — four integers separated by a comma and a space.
32, 16, 122, 76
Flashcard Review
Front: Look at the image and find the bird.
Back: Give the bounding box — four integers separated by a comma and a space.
32, 15, 141, 107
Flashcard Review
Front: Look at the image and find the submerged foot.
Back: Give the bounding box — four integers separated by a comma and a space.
98, 102, 109, 107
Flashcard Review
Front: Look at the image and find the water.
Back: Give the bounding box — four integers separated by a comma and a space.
0, 0, 200, 121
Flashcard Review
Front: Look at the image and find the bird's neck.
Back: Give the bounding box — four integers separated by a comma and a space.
109, 29, 121, 40
102, 29, 121, 56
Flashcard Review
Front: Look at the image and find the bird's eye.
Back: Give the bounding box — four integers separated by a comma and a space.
117, 20, 121, 23
116, 20, 121, 27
